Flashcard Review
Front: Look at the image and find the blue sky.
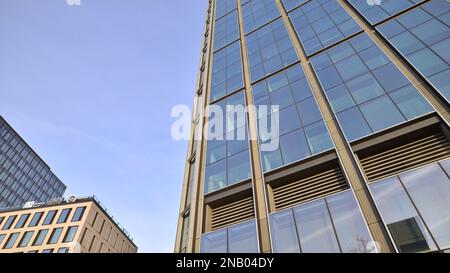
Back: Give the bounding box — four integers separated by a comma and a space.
0, 0, 206, 252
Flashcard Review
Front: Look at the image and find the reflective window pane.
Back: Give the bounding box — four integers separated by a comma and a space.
242, 0, 281, 34
71, 206, 86, 222
359, 95, 405, 132
246, 19, 298, 82
311, 34, 432, 142
400, 164, 450, 250
63, 226, 79, 243
2, 215, 16, 230
440, 158, 450, 175
252, 65, 333, 172
14, 214, 30, 229
304, 121, 334, 154
18, 231, 34, 248
269, 190, 373, 253
0, 234, 6, 246
43, 210, 57, 225
3, 233, 19, 249
211, 41, 244, 101
269, 210, 301, 253
281, 0, 308, 12
336, 107, 372, 141
376, 0, 450, 102
297, 97, 323, 126
370, 177, 438, 253
32, 229, 49, 246
201, 229, 227, 253
205, 92, 251, 193
48, 227, 63, 244
205, 160, 227, 193
201, 220, 258, 253
294, 199, 340, 253
348, 0, 426, 25
216, 0, 237, 20
327, 191, 373, 253
28, 212, 43, 227
289, 0, 361, 55
214, 10, 240, 51
280, 129, 311, 164
57, 208, 71, 224
390, 86, 433, 119
261, 146, 283, 173
227, 151, 251, 185
327, 84, 356, 113
228, 220, 259, 253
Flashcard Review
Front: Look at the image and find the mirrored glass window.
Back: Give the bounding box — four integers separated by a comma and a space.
211, 41, 244, 102
311, 34, 433, 142
228, 220, 259, 253
205, 92, 251, 193
348, 0, 426, 25
214, 10, 240, 52
289, 0, 361, 55
377, 0, 450, 102
269, 210, 301, 252
370, 159, 450, 252
294, 199, 341, 253
246, 18, 298, 82
253, 65, 334, 173
241, 0, 281, 34
269, 190, 373, 253
216, 0, 237, 20
281, 0, 309, 12
327, 191, 373, 253
201, 220, 258, 253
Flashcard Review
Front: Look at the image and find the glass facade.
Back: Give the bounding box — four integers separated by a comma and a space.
253, 64, 334, 172
0, 118, 66, 209
348, 0, 426, 25
377, 0, 450, 102
215, 0, 237, 20
245, 18, 298, 82
311, 34, 433, 141
180, 0, 450, 254
241, 0, 281, 34
201, 220, 258, 253
214, 10, 240, 52
281, 0, 309, 12
210, 41, 245, 102
288, 0, 361, 55
269, 190, 373, 253
205, 91, 251, 193
370, 159, 450, 253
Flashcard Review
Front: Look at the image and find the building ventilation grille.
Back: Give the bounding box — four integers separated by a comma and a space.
272, 167, 348, 212
361, 133, 450, 182
210, 196, 254, 231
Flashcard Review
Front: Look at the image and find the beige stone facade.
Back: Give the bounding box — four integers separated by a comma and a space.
0, 197, 137, 253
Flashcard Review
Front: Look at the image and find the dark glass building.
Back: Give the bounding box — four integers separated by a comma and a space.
175, 0, 450, 253
0, 116, 66, 208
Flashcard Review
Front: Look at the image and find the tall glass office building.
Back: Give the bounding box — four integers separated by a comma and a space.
0, 116, 66, 209
175, 0, 450, 253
